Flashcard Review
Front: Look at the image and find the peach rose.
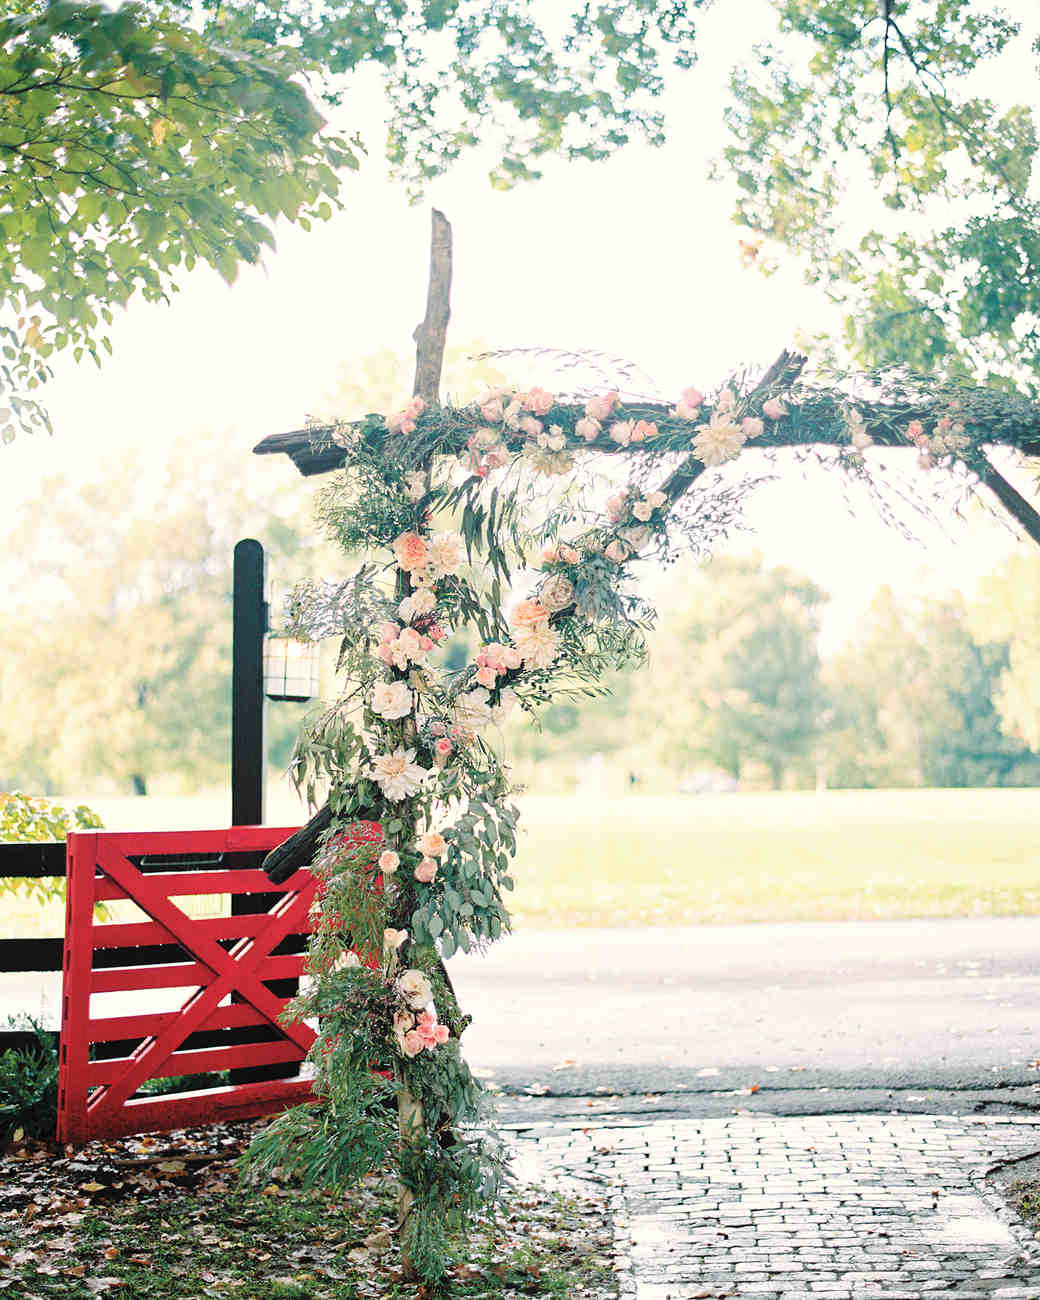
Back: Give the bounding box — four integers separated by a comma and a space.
575, 416, 601, 442
417, 830, 448, 859
378, 850, 400, 875
741, 417, 764, 438
610, 420, 634, 446
632, 420, 658, 442
413, 859, 438, 884
392, 531, 428, 572
519, 415, 543, 438
512, 600, 549, 627
604, 539, 630, 563
762, 397, 787, 420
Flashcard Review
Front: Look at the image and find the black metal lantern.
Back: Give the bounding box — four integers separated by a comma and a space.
263, 635, 320, 702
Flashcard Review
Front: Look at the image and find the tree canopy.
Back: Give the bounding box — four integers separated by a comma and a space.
0, 0, 709, 438
724, 2, 1040, 393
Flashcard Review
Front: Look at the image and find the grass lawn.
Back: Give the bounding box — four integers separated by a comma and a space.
4, 788, 1039, 937
505, 788, 1040, 929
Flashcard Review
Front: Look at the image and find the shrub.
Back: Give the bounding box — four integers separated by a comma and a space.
0, 1018, 59, 1147
0, 790, 103, 905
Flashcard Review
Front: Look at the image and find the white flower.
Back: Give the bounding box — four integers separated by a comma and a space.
371, 679, 413, 720
691, 413, 747, 468
369, 747, 430, 801
399, 588, 436, 622
332, 950, 362, 972
383, 927, 409, 952
503, 397, 524, 430
491, 687, 518, 724
621, 525, 651, 551
631, 500, 653, 522
672, 399, 701, 421
426, 531, 464, 578
454, 687, 495, 732
539, 574, 575, 614
397, 969, 433, 1010
646, 490, 667, 510
404, 471, 427, 503
513, 619, 562, 670
610, 420, 634, 446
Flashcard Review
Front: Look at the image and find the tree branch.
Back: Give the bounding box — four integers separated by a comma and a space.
412, 209, 452, 407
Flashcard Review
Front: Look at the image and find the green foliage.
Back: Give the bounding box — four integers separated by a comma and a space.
0, 0, 357, 439
0, 1018, 58, 1146
0, 431, 331, 795
722, 2, 1040, 393
630, 555, 827, 787
0, 791, 102, 906
0, 1, 713, 438
822, 587, 1040, 789
968, 551, 1040, 753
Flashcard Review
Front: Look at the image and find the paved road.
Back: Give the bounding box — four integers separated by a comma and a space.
448, 917, 1040, 1117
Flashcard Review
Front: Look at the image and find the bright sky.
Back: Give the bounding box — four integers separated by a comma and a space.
2, 0, 1038, 654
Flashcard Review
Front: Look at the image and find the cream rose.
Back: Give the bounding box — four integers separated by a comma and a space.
417, 830, 448, 859
371, 680, 413, 720
397, 969, 433, 1010
539, 574, 575, 614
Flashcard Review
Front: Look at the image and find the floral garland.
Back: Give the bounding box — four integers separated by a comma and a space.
244, 367, 1021, 1281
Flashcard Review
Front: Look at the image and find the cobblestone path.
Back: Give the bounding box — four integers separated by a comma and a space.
513, 1114, 1040, 1299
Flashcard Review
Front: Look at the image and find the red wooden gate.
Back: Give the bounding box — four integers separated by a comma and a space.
57, 824, 378, 1143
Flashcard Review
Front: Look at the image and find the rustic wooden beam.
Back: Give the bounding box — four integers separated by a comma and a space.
412, 209, 453, 406
976, 452, 1040, 548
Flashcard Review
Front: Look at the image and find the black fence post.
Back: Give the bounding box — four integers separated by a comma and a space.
232, 539, 267, 828
230, 540, 296, 1084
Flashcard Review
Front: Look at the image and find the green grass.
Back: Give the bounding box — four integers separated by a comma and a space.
5, 789, 1040, 936
505, 788, 1040, 928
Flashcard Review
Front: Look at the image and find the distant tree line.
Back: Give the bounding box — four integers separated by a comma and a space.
507, 555, 1040, 792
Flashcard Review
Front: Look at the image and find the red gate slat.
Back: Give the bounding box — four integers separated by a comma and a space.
93, 867, 285, 902
88, 1001, 279, 1044
92, 913, 285, 949
90, 951, 308, 994
88, 1038, 308, 1086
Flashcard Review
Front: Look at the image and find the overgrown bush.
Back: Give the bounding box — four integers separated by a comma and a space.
0, 790, 103, 905
0, 1018, 58, 1147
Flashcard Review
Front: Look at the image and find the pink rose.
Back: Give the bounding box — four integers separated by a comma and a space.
584, 392, 617, 422
503, 646, 523, 670
484, 446, 511, 469
434, 737, 453, 756
430, 721, 446, 736
681, 387, 705, 409
604, 539, 630, 563
413, 859, 438, 884
402, 1030, 425, 1057
481, 398, 504, 423
524, 387, 555, 416
606, 493, 628, 522
741, 417, 764, 438
575, 416, 601, 442
762, 398, 787, 420
632, 420, 658, 442
433, 1023, 450, 1045
906, 419, 925, 443
475, 665, 498, 689
519, 415, 543, 438
380, 621, 400, 643
408, 396, 427, 418
378, 850, 400, 875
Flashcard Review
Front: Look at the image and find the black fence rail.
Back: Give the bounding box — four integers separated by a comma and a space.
0, 841, 66, 1052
